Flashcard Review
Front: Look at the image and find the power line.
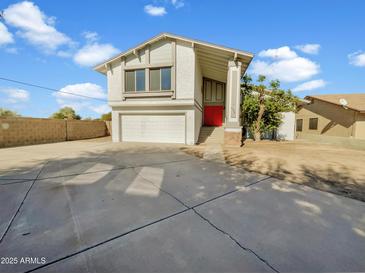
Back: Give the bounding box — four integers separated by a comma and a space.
0, 77, 108, 102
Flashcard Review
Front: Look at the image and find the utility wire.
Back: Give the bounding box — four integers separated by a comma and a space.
0, 77, 108, 102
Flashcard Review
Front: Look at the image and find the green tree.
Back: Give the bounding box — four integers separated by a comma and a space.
241, 75, 298, 141
100, 112, 111, 121
0, 108, 20, 117
50, 107, 81, 120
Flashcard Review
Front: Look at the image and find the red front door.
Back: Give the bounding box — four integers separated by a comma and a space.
204, 106, 223, 126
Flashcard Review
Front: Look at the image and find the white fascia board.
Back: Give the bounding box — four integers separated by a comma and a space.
109, 99, 195, 108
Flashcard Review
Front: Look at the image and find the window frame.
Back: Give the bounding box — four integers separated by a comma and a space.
160, 67, 171, 91
150, 67, 172, 92
309, 118, 318, 130
296, 119, 303, 132
125, 67, 172, 93
125, 69, 146, 93
125, 70, 136, 92
135, 69, 145, 92
150, 68, 161, 91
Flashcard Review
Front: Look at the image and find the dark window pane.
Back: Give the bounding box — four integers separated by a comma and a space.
125, 71, 135, 92
150, 69, 160, 91
161, 67, 171, 90
136, 69, 145, 92
296, 119, 303, 132
309, 118, 318, 130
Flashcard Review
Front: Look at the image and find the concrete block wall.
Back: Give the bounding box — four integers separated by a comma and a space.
105, 121, 112, 136
66, 120, 107, 141
0, 117, 108, 148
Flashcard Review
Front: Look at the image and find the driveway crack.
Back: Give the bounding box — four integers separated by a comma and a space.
132, 167, 190, 209
192, 208, 279, 273
134, 167, 278, 272
0, 162, 49, 244
22, 161, 273, 272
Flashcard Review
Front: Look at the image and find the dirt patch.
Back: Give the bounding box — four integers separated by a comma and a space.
182, 141, 365, 202
181, 145, 205, 158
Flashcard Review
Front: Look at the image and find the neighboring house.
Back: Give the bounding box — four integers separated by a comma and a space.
296, 94, 365, 140
94, 33, 253, 145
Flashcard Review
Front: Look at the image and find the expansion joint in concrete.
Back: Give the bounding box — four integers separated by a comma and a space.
137, 170, 278, 273
0, 162, 49, 244
191, 208, 279, 273
27, 208, 191, 273
27, 165, 273, 272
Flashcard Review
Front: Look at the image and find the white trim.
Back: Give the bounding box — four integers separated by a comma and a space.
124, 62, 173, 70
109, 99, 195, 107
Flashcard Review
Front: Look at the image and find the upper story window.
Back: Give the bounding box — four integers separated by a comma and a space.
296, 119, 303, 132
125, 69, 145, 92
150, 67, 171, 91
125, 67, 171, 92
309, 118, 318, 130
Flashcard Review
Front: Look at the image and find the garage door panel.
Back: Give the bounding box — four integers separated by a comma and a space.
122, 115, 185, 144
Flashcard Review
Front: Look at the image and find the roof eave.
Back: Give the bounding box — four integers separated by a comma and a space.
305, 96, 364, 113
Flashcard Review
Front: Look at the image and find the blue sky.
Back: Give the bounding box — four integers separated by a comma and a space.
0, 0, 364, 118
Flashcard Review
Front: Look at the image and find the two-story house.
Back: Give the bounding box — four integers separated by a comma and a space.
94, 33, 253, 145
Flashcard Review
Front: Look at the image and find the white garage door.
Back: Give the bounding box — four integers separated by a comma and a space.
121, 114, 186, 144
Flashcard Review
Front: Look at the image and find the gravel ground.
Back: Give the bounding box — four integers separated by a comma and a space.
182, 140, 365, 202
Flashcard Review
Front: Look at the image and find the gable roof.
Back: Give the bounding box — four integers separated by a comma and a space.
93, 32, 254, 76
305, 93, 365, 113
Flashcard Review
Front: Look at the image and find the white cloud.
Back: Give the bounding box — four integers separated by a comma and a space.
348, 51, 365, 67
82, 31, 99, 43
258, 46, 297, 60
144, 5, 167, 16
251, 57, 320, 82
53, 83, 108, 115
3, 1, 72, 52
0, 88, 30, 103
0, 22, 14, 45
73, 43, 119, 67
252, 45, 320, 82
295, 44, 320, 55
292, 79, 327, 92
56, 83, 106, 100
171, 0, 185, 8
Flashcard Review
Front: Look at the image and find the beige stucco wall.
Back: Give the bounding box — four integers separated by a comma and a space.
150, 40, 172, 63
296, 99, 357, 138
0, 118, 108, 148
176, 41, 195, 99
107, 60, 122, 102
194, 51, 203, 105
194, 53, 203, 143
355, 113, 365, 139
125, 48, 146, 66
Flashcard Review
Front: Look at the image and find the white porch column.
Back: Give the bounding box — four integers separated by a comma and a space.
224, 60, 242, 145
111, 110, 120, 142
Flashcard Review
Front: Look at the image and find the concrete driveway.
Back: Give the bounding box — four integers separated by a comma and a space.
0, 138, 364, 272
